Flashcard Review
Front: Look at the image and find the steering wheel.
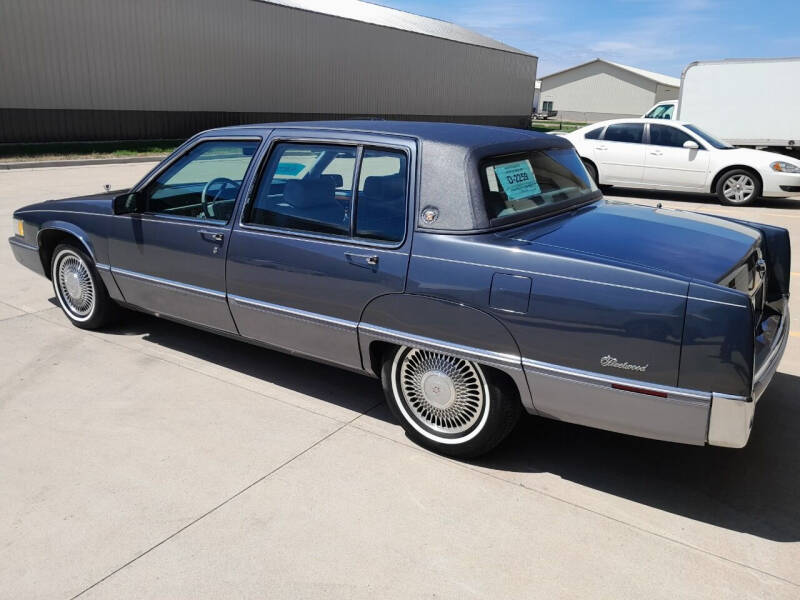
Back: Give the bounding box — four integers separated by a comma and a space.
200, 177, 238, 219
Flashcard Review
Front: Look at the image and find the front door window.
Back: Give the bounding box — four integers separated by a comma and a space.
142, 140, 260, 222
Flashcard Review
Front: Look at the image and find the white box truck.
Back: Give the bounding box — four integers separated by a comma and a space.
643, 57, 800, 155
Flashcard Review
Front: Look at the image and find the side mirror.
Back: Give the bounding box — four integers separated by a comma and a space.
113, 191, 146, 214
683, 140, 700, 150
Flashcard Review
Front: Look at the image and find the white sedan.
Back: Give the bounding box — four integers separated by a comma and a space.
563, 118, 800, 206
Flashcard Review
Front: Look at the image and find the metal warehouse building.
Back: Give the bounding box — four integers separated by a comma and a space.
0, 0, 538, 143
537, 58, 679, 123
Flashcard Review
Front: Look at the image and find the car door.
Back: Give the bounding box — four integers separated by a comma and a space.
644, 124, 711, 190
226, 130, 415, 370
109, 137, 262, 332
594, 122, 646, 185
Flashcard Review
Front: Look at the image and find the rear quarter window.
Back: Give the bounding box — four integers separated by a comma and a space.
584, 127, 603, 139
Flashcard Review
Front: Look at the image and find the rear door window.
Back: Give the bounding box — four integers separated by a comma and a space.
246, 143, 356, 237
355, 148, 408, 243
246, 142, 408, 244
604, 123, 644, 144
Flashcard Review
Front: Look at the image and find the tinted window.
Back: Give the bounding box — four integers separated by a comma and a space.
143, 140, 259, 221
604, 123, 644, 143
684, 124, 734, 149
645, 104, 674, 119
355, 148, 407, 243
483, 148, 596, 222
247, 143, 356, 236
649, 124, 699, 148
584, 127, 603, 140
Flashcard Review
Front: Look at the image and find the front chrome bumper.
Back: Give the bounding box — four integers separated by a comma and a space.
708, 306, 790, 448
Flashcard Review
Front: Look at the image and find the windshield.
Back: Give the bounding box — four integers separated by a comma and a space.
482, 148, 597, 223
684, 124, 734, 149
645, 104, 674, 119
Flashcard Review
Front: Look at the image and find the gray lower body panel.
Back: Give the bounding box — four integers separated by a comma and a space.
526, 368, 710, 445
9, 237, 45, 277
229, 295, 363, 371
111, 268, 238, 334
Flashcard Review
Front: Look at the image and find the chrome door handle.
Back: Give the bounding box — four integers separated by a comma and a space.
649, 151, 663, 156
198, 230, 224, 242
345, 252, 379, 268
595, 146, 608, 151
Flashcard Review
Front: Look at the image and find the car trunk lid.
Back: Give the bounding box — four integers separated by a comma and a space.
500, 200, 761, 284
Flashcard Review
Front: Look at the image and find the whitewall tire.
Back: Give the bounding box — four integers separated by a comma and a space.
381, 346, 521, 457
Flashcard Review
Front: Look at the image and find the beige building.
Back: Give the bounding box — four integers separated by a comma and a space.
537, 58, 679, 122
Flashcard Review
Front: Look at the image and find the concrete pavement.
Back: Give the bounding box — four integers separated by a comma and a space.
0, 163, 798, 598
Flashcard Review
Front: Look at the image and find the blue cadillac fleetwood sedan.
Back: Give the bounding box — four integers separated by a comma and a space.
8, 122, 791, 457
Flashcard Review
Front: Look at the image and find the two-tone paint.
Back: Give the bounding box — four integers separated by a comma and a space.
9, 121, 791, 449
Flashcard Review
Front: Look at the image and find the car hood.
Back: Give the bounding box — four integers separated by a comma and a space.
502, 200, 761, 283
15, 189, 127, 216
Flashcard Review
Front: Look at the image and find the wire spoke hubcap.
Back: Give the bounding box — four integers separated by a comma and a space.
398, 349, 485, 434
723, 175, 755, 203
57, 254, 95, 317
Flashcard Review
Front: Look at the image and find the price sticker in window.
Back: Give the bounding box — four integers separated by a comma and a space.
493, 160, 541, 200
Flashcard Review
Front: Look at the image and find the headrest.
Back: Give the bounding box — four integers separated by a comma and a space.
283, 178, 336, 208
363, 175, 405, 199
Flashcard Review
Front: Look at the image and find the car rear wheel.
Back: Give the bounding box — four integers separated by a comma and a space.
381, 346, 520, 457
51, 244, 117, 329
716, 169, 761, 206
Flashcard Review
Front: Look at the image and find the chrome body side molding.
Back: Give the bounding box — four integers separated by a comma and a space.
522, 358, 713, 405
523, 358, 712, 445
110, 266, 226, 300
229, 294, 358, 332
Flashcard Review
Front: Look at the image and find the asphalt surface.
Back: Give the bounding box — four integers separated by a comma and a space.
1, 163, 799, 599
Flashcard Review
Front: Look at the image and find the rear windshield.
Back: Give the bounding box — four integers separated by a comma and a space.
482, 148, 597, 223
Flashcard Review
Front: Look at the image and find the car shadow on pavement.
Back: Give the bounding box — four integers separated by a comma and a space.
474, 371, 800, 542
607, 187, 800, 209
95, 306, 799, 542
100, 309, 391, 422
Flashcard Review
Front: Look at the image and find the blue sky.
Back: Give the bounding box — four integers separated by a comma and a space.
374, 0, 800, 77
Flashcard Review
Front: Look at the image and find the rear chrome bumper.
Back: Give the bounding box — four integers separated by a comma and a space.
708, 306, 790, 448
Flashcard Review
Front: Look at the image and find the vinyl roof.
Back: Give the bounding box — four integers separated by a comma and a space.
541, 58, 680, 87
204, 120, 569, 232
258, 0, 532, 56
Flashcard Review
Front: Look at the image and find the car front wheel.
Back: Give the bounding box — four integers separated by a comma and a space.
51, 243, 117, 329
381, 346, 520, 457
716, 169, 761, 206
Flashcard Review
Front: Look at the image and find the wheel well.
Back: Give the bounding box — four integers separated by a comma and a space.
710, 165, 762, 194
366, 340, 522, 403
38, 230, 87, 279
580, 156, 597, 173
368, 341, 399, 377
